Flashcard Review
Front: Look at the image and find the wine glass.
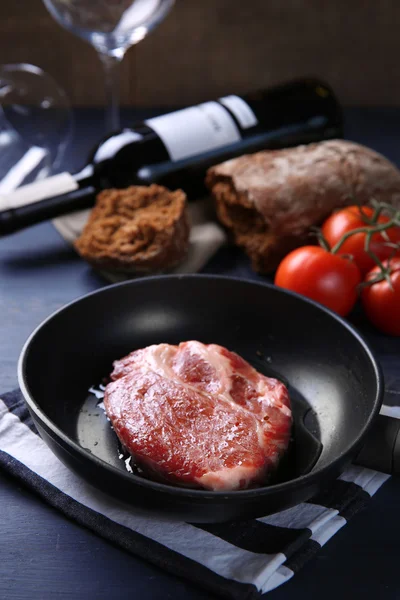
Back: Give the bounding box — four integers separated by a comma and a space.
42, 0, 175, 133
0, 63, 73, 196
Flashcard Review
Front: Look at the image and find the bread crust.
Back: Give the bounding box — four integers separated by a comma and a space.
74, 184, 190, 274
206, 140, 400, 272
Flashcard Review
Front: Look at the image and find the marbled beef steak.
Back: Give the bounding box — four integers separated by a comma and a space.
104, 341, 292, 491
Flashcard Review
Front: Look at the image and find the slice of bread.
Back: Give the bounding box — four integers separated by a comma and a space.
206, 139, 400, 273
74, 184, 189, 274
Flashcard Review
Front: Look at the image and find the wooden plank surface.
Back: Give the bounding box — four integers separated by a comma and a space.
0, 1, 399, 106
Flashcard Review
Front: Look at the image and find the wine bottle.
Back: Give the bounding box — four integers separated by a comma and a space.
0, 77, 343, 235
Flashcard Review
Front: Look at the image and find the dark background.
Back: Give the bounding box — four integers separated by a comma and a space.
1, 0, 399, 108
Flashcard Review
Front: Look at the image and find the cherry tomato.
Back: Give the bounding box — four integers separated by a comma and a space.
361, 257, 400, 336
274, 246, 362, 316
322, 206, 400, 274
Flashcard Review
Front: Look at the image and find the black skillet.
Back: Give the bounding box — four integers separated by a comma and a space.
18, 275, 400, 523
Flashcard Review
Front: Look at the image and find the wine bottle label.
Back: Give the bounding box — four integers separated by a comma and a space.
145, 101, 241, 162
218, 95, 258, 129
0, 172, 79, 210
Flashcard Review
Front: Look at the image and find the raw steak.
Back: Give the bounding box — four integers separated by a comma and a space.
104, 341, 292, 491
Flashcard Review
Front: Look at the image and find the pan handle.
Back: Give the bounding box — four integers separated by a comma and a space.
354, 415, 400, 475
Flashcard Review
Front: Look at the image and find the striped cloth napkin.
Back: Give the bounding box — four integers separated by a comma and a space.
0, 383, 395, 599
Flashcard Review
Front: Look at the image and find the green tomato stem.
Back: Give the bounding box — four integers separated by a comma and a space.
330, 215, 400, 254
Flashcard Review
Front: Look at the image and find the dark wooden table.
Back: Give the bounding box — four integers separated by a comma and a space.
1, 108, 400, 600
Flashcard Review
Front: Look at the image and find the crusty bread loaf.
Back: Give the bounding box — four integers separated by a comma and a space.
74, 184, 189, 274
206, 139, 400, 273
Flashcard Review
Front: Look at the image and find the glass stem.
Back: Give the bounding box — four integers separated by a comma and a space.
99, 52, 123, 132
